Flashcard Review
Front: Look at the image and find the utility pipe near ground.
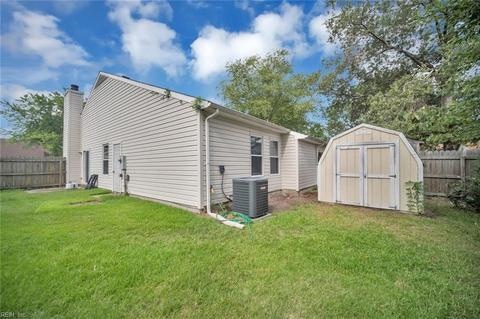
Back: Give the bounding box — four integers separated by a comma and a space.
204, 108, 244, 230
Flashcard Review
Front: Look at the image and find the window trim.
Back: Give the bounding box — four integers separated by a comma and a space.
102, 144, 109, 175
269, 140, 280, 175
250, 135, 263, 176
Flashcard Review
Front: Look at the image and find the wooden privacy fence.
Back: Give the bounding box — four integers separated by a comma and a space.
419, 149, 480, 197
0, 157, 66, 189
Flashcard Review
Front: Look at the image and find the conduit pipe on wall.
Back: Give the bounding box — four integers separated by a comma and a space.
204, 108, 244, 230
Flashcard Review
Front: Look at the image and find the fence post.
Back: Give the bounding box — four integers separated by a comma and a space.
59, 158, 62, 188
460, 148, 466, 182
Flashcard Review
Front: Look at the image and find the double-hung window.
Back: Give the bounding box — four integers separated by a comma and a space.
270, 141, 279, 174
251, 136, 262, 176
103, 144, 109, 174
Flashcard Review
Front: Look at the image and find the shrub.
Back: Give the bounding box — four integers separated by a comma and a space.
406, 181, 424, 215
448, 163, 480, 213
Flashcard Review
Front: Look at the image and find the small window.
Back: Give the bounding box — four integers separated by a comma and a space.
270, 141, 279, 174
251, 136, 262, 175
103, 144, 109, 174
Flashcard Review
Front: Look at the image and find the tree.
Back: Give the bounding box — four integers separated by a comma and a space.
362, 74, 443, 145
440, 0, 480, 146
1, 92, 64, 155
320, 0, 479, 147
219, 50, 322, 135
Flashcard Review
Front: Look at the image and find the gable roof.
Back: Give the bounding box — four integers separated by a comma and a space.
319, 123, 423, 178
91, 72, 201, 104
290, 131, 324, 145
89, 71, 324, 138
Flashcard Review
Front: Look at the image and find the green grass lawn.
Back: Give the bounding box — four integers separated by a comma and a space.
1, 189, 479, 318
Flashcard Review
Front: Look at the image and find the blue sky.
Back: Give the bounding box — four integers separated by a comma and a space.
1, 0, 337, 129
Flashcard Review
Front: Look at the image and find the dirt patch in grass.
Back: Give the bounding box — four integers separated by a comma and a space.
26, 187, 65, 193
210, 189, 318, 215
422, 207, 439, 218
269, 188, 318, 212
69, 198, 101, 206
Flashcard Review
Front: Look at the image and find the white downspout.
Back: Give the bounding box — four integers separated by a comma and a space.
205, 109, 219, 216
204, 108, 244, 230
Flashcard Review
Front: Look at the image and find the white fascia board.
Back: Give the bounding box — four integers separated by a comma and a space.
290, 131, 324, 145
203, 104, 290, 134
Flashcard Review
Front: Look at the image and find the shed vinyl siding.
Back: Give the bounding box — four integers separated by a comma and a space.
63, 90, 82, 184
318, 125, 421, 212
81, 77, 201, 208
205, 115, 282, 205
298, 141, 317, 190
281, 134, 298, 191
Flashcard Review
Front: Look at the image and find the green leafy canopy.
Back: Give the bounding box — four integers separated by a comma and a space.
219, 50, 324, 137
321, 0, 480, 148
1, 92, 64, 155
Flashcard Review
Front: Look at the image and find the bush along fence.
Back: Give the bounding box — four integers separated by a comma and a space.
0, 157, 66, 190
419, 148, 480, 197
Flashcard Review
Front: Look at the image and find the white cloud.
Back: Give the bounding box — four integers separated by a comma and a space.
139, 0, 173, 20
107, 0, 185, 77
1, 66, 60, 85
0, 84, 51, 102
308, 11, 339, 55
2, 9, 89, 68
186, 0, 209, 9
235, 0, 254, 17
52, 1, 89, 15
190, 3, 310, 81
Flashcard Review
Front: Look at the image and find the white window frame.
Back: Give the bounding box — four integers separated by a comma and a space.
251, 136, 263, 176
269, 140, 280, 175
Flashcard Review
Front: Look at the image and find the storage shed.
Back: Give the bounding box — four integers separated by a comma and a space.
317, 124, 423, 212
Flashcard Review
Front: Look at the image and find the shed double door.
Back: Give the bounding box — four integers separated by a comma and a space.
335, 144, 398, 210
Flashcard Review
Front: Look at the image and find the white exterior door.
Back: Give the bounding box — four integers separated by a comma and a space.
364, 144, 397, 209
336, 144, 398, 210
336, 146, 363, 206
112, 143, 122, 193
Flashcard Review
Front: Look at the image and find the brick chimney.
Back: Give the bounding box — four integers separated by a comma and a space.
63, 84, 83, 184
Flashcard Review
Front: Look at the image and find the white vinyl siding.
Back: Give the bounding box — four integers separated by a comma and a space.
280, 134, 298, 190
81, 77, 201, 208
298, 140, 318, 190
205, 115, 282, 205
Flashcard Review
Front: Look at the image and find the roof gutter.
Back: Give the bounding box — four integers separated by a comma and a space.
202, 103, 290, 134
